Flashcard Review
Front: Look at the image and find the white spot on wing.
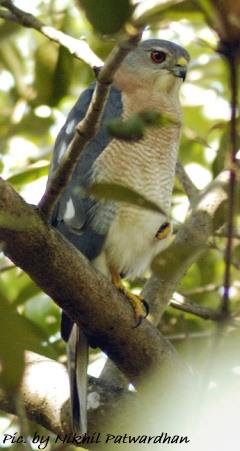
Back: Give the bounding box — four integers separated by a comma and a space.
66, 119, 75, 135
63, 198, 75, 221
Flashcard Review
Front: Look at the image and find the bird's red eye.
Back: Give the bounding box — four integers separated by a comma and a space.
150, 51, 166, 64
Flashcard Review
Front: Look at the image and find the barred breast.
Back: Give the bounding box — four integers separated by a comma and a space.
92, 89, 182, 277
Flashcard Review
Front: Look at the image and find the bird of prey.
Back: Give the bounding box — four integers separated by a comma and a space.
50, 39, 189, 433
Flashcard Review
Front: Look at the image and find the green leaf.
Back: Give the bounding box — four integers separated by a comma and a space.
33, 41, 59, 106
89, 182, 166, 215
0, 299, 56, 389
108, 116, 145, 140
13, 281, 41, 307
24, 293, 60, 337
135, 0, 201, 26
108, 112, 176, 140
0, 158, 4, 174
50, 46, 73, 106
0, 21, 22, 40
7, 163, 49, 188
77, 0, 132, 34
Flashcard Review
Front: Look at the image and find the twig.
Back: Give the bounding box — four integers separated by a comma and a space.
166, 331, 219, 341
215, 229, 240, 240
170, 295, 221, 321
15, 394, 32, 451
38, 32, 142, 218
180, 283, 221, 296
0, 0, 103, 68
221, 43, 239, 319
175, 160, 199, 203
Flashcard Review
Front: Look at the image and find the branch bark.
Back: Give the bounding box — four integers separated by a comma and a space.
170, 296, 221, 321
0, 352, 134, 439
221, 43, 239, 319
175, 160, 199, 204
0, 178, 185, 387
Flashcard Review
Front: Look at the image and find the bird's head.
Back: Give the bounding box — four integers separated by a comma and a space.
114, 39, 190, 97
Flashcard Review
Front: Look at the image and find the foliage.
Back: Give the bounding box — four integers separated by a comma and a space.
0, 0, 239, 445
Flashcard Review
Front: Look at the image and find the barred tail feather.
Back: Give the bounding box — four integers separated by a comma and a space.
67, 323, 89, 434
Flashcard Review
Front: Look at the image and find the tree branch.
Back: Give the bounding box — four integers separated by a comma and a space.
0, 352, 134, 438
0, 178, 186, 387
0, 8, 18, 22
0, 0, 103, 68
143, 171, 231, 325
170, 295, 221, 321
175, 160, 199, 204
220, 43, 239, 319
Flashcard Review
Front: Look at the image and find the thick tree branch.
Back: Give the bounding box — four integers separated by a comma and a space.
210, 0, 240, 41
0, 352, 134, 439
0, 178, 186, 386
143, 171, 232, 325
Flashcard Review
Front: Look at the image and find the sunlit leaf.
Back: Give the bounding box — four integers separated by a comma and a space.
7, 163, 49, 188
135, 0, 201, 25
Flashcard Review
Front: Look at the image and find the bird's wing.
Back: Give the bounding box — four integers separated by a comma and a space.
50, 83, 122, 261
50, 83, 123, 433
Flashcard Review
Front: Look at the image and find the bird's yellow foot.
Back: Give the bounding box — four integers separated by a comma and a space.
155, 221, 171, 240
110, 267, 148, 327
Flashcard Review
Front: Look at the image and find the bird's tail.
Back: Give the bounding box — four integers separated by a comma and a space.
62, 314, 89, 434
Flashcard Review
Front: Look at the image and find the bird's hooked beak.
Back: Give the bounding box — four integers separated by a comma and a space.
170, 56, 188, 81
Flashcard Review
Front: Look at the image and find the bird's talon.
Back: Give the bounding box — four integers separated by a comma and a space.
133, 315, 144, 329
110, 266, 149, 327
126, 293, 148, 327
132, 299, 148, 327
142, 299, 149, 317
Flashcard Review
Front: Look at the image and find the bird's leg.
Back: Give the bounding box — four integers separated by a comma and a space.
110, 266, 148, 327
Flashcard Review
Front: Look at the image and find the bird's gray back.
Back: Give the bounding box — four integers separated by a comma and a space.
50, 84, 122, 260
